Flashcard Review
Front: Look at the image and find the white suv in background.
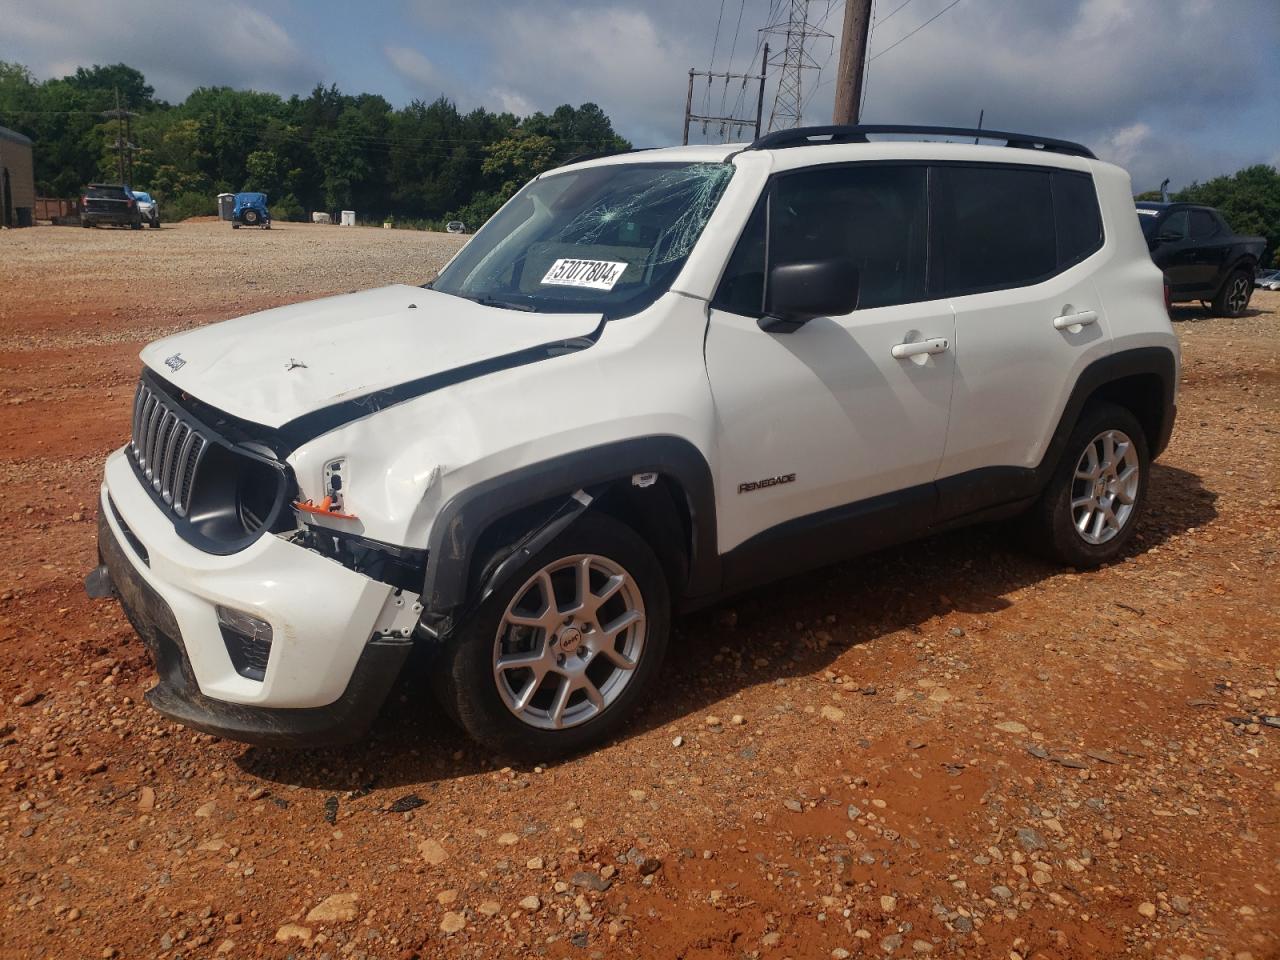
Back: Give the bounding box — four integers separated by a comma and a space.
88, 125, 1179, 756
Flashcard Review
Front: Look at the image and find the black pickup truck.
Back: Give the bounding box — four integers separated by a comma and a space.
1136, 202, 1266, 317
80, 183, 142, 230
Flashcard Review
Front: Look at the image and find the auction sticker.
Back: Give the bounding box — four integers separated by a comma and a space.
541, 258, 628, 291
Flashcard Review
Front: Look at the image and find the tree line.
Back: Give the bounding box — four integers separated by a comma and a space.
0, 61, 630, 226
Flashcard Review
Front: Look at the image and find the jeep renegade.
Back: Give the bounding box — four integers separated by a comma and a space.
88, 125, 1179, 756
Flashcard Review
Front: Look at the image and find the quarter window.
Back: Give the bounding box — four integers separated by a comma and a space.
1052, 172, 1103, 269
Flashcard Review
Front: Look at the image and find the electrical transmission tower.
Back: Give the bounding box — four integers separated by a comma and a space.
762, 0, 832, 131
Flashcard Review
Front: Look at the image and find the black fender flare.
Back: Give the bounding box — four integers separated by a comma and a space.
1046, 345, 1177, 465
935, 345, 1177, 523
421, 436, 719, 618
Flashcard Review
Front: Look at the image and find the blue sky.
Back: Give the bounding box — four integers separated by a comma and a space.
2, 0, 1277, 192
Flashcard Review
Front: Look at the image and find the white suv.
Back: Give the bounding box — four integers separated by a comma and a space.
88, 125, 1179, 756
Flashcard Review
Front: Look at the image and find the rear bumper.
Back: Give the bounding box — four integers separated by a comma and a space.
82, 210, 138, 225
94, 506, 411, 746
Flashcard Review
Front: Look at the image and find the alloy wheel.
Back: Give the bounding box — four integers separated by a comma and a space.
1227, 276, 1250, 314
492, 554, 646, 730
1070, 429, 1140, 545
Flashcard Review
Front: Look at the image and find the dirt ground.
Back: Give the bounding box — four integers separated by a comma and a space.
0, 221, 1276, 960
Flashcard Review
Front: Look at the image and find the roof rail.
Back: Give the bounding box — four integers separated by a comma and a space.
747, 124, 1095, 159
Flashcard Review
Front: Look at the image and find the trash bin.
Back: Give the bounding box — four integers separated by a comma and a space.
340, 210, 355, 227
217, 193, 235, 221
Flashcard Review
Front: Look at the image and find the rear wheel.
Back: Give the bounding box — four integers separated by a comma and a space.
242, 209, 260, 226
1212, 269, 1253, 317
1027, 402, 1150, 568
432, 514, 671, 758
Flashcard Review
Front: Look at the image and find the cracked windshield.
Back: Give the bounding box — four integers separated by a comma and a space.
430, 162, 734, 317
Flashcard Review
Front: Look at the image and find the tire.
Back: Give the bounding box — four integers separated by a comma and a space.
1026, 402, 1150, 568
232, 223, 240, 229
432, 513, 671, 758
81, 220, 91, 228
130, 220, 141, 230
150, 217, 160, 228
1212, 269, 1253, 317
242, 209, 259, 226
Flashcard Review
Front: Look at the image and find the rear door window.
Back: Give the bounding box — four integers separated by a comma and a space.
933, 165, 1056, 295
1158, 209, 1190, 241
1189, 209, 1220, 240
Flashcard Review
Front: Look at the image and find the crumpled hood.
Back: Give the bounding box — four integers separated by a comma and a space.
140, 285, 601, 429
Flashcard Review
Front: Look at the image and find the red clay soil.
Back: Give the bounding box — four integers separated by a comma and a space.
0, 224, 1276, 960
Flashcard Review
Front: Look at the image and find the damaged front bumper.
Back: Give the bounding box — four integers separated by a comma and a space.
91, 448, 415, 746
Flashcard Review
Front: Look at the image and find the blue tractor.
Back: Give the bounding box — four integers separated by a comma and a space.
231, 192, 272, 229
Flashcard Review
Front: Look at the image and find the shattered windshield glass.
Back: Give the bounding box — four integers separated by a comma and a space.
430, 162, 734, 318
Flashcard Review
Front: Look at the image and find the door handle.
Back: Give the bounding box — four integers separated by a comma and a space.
891, 337, 949, 359
1052, 309, 1098, 330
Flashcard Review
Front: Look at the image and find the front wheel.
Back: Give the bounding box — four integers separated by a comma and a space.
1026, 402, 1150, 568
1212, 269, 1253, 317
433, 514, 671, 758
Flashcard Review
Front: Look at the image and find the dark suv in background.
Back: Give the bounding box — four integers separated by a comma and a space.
1136, 201, 1265, 316
80, 184, 142, 229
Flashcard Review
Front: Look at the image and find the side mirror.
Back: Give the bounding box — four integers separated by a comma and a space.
759, 260, 860, 333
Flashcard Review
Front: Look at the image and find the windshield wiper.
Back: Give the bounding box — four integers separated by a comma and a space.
472, 294, 537, 312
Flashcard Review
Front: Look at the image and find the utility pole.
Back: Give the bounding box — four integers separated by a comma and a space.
762, 0, 831, 132
101, 87, 138, 186
832, 0, 874, 125
682, 43, 769, 145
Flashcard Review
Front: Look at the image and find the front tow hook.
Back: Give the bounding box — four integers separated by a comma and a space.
84, 563, 115, 599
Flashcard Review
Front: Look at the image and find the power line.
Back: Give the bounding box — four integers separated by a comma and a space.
705, 0, 728, 115
860, 0, 877, 117
717, 0, 749, 116
875, 0, 917, 27
869, 0, 964, 62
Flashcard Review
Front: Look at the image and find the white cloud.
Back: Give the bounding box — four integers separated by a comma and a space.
385, 45, 447, 94
0, 0, 319, 100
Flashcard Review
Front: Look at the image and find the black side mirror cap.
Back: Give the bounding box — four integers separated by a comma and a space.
759, 259, 859, 333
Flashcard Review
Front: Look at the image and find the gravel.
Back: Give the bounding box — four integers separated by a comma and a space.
0, 226, 1277, 959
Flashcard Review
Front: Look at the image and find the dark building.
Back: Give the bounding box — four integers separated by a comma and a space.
0, 125, 36, 227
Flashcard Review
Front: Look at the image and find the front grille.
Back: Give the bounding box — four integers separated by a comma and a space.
130, 380, 209, 517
